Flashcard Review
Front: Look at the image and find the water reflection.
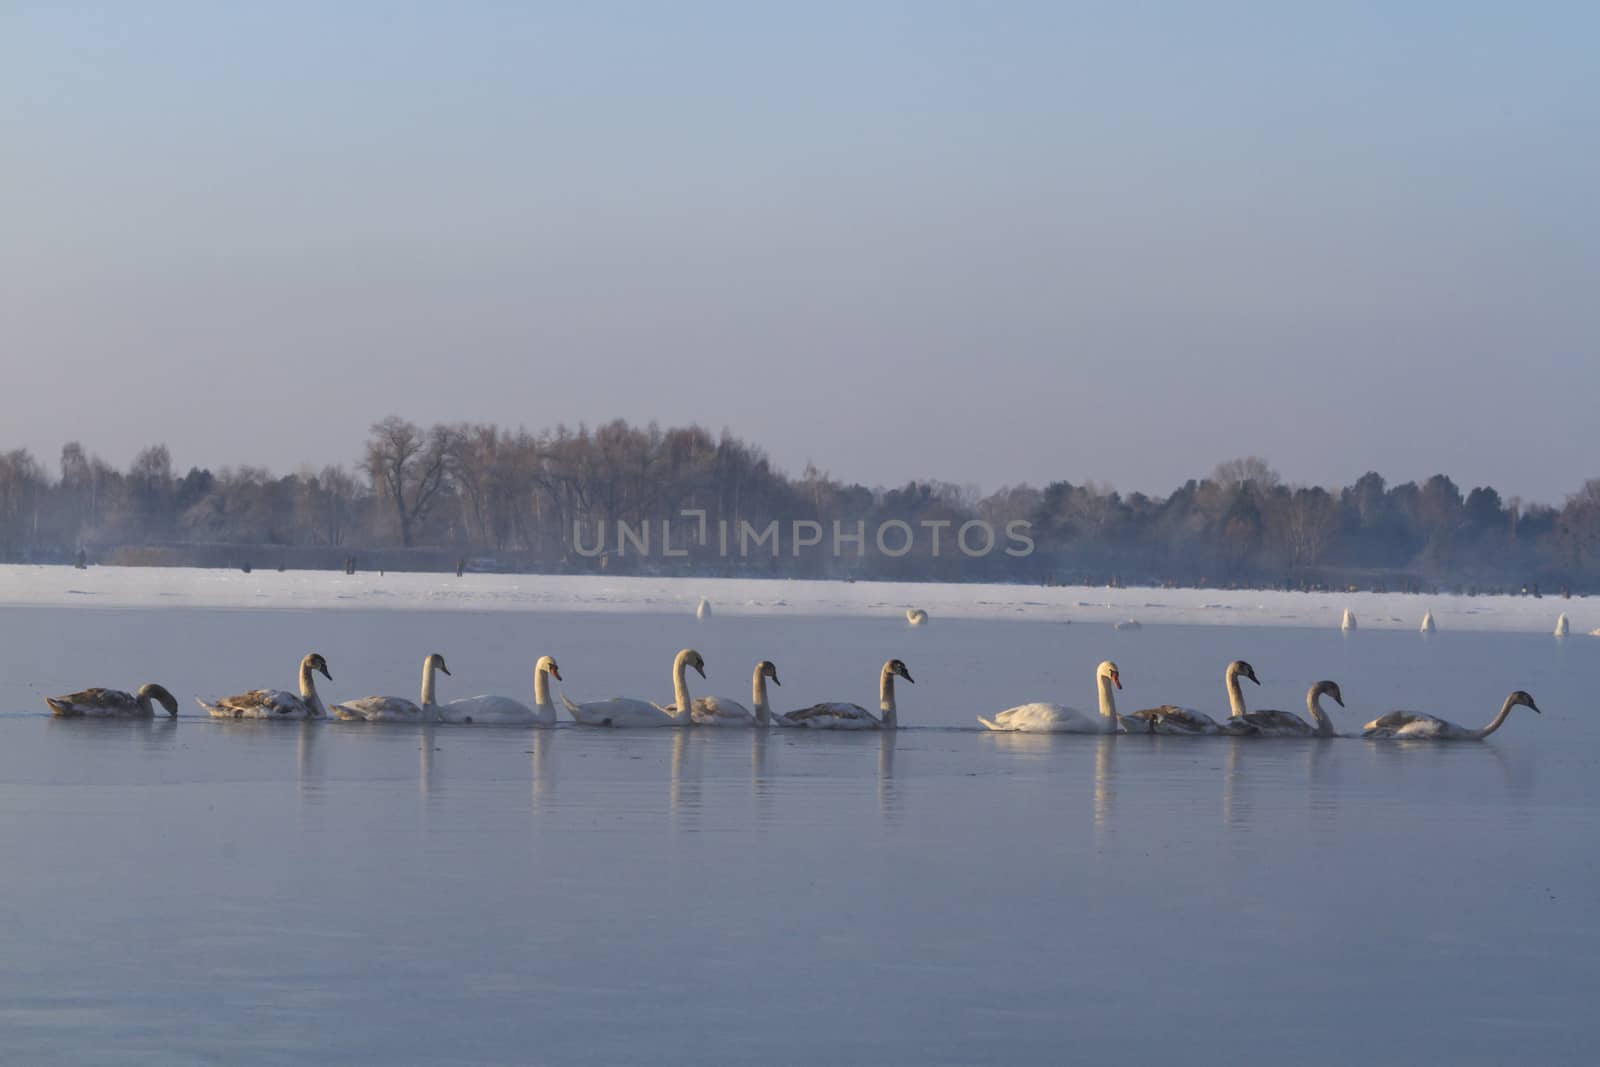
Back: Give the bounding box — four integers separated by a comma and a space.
295, 720, 323, 798
1092, 735, 1115, 834
530, 729, 552, 814
878, 732, 898, 821
668, 729, 701, 828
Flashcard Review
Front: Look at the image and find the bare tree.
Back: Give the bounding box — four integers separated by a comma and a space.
363, 417, 459, 547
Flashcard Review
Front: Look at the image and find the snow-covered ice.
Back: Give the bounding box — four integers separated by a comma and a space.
0, 564, 1590, 636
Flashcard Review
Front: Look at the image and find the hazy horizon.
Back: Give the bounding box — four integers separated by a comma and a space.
5, 3, 1597, 503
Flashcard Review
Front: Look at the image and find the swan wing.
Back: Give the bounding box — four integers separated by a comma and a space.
331, 696, 424, 722
777, 702, 880, 729
46, 687, 138, 717
1126, 705, 1216, 734
691, 695, 754, 726
979, 703, 1091, 733
565, 695, 679, 727
199, 688, 311, 719
1242, 709, 1314, 736
440, 695, 536, 725
1362, 710, 1448, 738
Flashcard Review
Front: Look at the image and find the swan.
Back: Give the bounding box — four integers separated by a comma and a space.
678, 660, 780, 727
1420, 610, 1436, 633
197, 653, 331, 719
1555, 613, 1570, 637
978, 660, 1122, 733
696, 597, 712, 619
562, 649, 703, 727
1341, 609, 1357, 632
438, 655, 562, 725
1362, 690, 1540, 740
46, 683, 178, 719
1123, 660, 1259, 735
1235, 680, 1344, 737
331, 653, 449, 722
906, 608, 928, 626
774, 659, 912, 730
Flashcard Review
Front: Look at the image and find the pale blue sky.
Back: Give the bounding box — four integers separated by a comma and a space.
4, 2, 1597, 501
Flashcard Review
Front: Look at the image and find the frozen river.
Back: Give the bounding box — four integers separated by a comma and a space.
1, 599, 1596, 1064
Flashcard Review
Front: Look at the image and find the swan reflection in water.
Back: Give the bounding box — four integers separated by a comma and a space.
530, 728, 553, 814
878, 731, 898, 820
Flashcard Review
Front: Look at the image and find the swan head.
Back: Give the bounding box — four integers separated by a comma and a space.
1097, 660, 1122, 689
886, 659, 914, 684
305, 653, 332, 681
537, 655, 562, 681
1230, 660, 1259, 686
1312, 680, 1344, 707
427, 653, 451, 677
758, 660, 781, 686
680, 649, 706, 679
1510, 690, 1541, 714
138, 683, 179, 716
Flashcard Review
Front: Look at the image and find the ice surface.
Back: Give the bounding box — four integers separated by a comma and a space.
0, 564, 1592, 636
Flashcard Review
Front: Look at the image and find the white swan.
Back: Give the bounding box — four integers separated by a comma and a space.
1236, 680, 1343, 737
1555, 613, 1570, 637
197, 653, 331, 720
679, 660, 779, 727
696, 597, 713, 619
978, 660, 1122, 734
1362, 690, 1540, 740
1420, 610, 1436, 633
46, 683, 178, 719
562, 649, 703, 728
1123, 660, 1259, 735
1341, 609, 1357, 632
774, 659, 912, 730
906, 608, 928, 626
331, 653, 449, 722
438, 655, 562, 726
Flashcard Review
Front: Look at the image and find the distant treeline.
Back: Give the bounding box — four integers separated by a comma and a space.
1, 420, 1598, 590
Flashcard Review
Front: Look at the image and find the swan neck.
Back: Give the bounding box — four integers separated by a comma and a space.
1098, 673, 1117, 721
1306, 689, 1334, 736
534, 664, 552, 712
1226, 668, 1247, 718
298, 659, 326, 717
879, 666, 897, 728
751, 666, 770, 725
420, 660, 437, 706
672, 653, 693, 720
1473, 694, 1518, 740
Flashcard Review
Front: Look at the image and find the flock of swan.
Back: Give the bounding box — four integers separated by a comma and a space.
45, 649, 1541, 741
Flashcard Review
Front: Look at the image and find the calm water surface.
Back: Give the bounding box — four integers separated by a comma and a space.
1, 606, 1596, 1064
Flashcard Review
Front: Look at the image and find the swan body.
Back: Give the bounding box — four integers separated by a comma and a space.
776, 659, 912, 730
47, 683, 178, 719
197, 653, 331, 720
439, 655, 562, 725
332, 653, 448, 722
1114, 618, 1141, 631
978, 661, 1121, 733
1362, 690, 1540, 741
906, 608, 928, 626
1124, 660, 1259, 735
1238, 681, 1343, 737
685, 660, 780, 727
563, 649, 703, 728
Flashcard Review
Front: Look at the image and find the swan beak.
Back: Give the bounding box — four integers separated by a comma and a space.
1334, 694, 1345, 707
320, 666, 333, 681
771, 674, 781, 686
902, 671, 915, 684
550, 666, 563, 681
1530, 700, 1542, 714
694, 664, 706, 679
440, 664, 452, 676
1111, 673, 1122, 690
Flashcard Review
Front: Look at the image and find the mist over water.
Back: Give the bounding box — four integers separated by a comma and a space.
1, 605, 1595, 1063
